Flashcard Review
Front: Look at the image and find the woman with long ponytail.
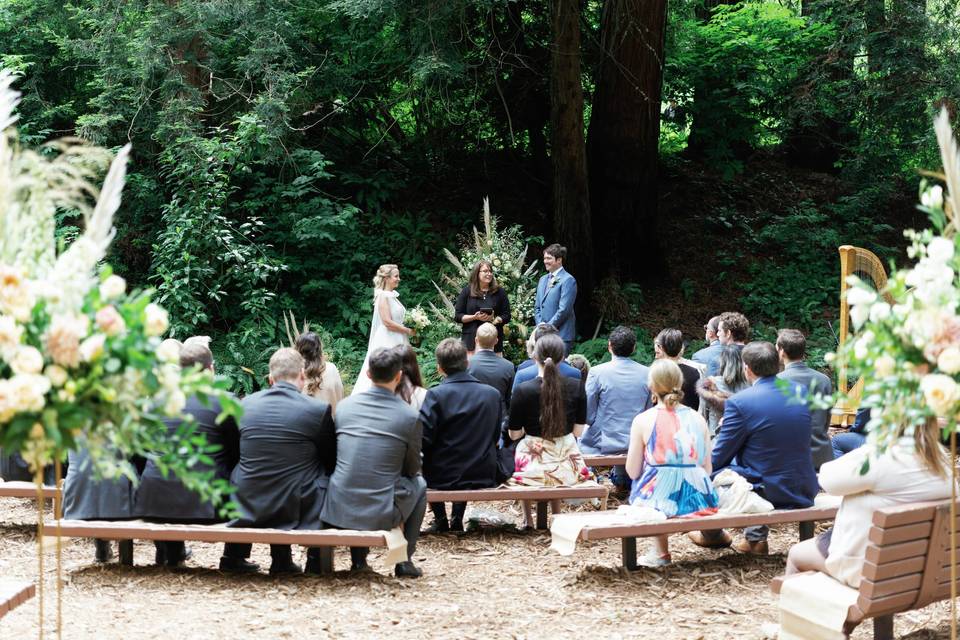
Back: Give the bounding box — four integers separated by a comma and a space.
508, 334, 594, 528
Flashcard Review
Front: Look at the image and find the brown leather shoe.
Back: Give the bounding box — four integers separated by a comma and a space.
687, 530, 732, 549
732, 537, 769, 555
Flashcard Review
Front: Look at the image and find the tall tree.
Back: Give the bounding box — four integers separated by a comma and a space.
549, 0, 594, 297
587, 0, 668, 281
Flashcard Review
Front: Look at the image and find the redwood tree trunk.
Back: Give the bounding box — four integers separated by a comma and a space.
550, 0, 594, 307
586, 0, 668, 282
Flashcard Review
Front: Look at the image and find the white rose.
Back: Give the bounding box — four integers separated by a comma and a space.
854, 335, 871, 360
823, 352, 836, 364
99, 275, 127, 301
79, 334, 106, 362
921, 373, 960, 417
144, 303, 169, 337
44, 365, 68, 388
846, 287, 877, 306
0, 380, 14, 422
874, 354, 896, 377
95, 305, 126, 336
0, 315, 24, 360
164, 389, 186, 416
9, 374, 51, 413
921, 185, 944, 209
10, 346, 44, 375
926, 236, 954, 263
156, 339, 182, 364
938, 346, 960, 374
869, 302, 891, 323
850, 304, 870, 331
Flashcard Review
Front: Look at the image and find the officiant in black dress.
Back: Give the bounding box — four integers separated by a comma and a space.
454, 260, 511, 354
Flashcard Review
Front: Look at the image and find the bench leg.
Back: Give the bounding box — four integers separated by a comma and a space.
798, 521, 815, 541
872, 615, 893, 640
622, 537, 637, 571
535, 501, 548, 530
319, 548, 334, 574
118, 539, 134, 566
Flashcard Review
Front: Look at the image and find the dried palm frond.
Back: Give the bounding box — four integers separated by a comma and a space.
431, 280, 456, 315
282, 310, 309, 348
473, 225, 483, 251
442, 248, 468, 278
483, 196, 493, 237
934, 107, 960, 237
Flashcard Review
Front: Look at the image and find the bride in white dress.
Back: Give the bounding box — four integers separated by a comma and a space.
352, 264, 414, 394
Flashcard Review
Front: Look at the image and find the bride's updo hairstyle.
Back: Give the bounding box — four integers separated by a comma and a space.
373, 264, 399, 290
648, 359, 684, 410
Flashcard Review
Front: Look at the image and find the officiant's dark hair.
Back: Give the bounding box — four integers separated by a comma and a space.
544, 243, 566, 262
436, 338, 468, 374
468, 260, 501, 297
369, 347, 402, 383
534, 334, 567, 439
741, 341, 779, 377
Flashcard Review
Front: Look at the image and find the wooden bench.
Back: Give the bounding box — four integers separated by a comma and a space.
571, 503, 839, 569
582, 455, 627, 467
47, 519, 389, 574
771, 498, 960, 639
0, 480, 61, 514
427, 485, 609, 530
0, 581, 35, 620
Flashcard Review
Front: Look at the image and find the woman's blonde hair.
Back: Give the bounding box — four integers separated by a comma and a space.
907, 417, 951, 478
373, 264, 398, 292
648, 359, 684, 409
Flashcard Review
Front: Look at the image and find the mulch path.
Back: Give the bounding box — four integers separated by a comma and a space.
0, 497, 953, 639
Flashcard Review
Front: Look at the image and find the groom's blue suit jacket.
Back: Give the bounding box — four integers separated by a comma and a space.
534, 267, 577, 343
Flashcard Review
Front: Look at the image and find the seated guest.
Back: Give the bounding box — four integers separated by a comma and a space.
697, 345, 749, 436
512, 323, 581, 392
692, 315, 722, 373
566, 353, 590, 385
508, 334, 592, 528
229, 347, 336, 575
321, 347, 427, 578
653, 328, 701, 410
832, 407, 869, 458
689, 341, 818, 554
776, 329, 833, 471
627, 359, 718, 567
420, 339, 502, 533
467, 323, 515, 414
134, 340, 241, 567
786, 416, 952, 586
395, 345, 428, 411
580, 326, 651, 490
296, 331, 345, 414
708, 311, 750, 376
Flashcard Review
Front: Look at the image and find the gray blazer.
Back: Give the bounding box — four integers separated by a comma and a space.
320, 386, 423, 531
467, 349, 515, 411
63, 449, 135, 520
778, 361, 833, 471
231, 381, 335, 530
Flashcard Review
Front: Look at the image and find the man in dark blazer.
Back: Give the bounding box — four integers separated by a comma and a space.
421, 338, 501, 533
776, 329, 833, 471
689, 341, 818, 555
321, 347, 426, 578
134, 340, 240, 566
227, 347, 336, 575
467, 323, 514, 418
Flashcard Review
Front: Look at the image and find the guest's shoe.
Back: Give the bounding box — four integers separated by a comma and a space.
94, 539, 113, 563
636, 550, 672, 568
687, 530, 732, 549
732, 537, 768, 555
420, 521, 450, 535
268, 560, 303, 576
218, 557, 260, 574
449, 520, 465, 533
166, 546, 193, 568
394, 561, 423, 578
350, 560, 371, 572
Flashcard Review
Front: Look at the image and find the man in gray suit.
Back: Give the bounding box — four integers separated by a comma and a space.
227, 347, 336, 575
321, 347, 427, 578
467, 323, 514, 418
776, 329, 833, 471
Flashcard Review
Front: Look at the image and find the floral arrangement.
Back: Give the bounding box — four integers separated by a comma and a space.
429, 198, 540, 362
406, 305, 431, 331
0, 70, 238, 505
832, 108, 960, 456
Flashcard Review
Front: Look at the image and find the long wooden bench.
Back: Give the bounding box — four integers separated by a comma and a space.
569, 502, 839, 569
47, 520, 389, 574
427, 485, 609, 530
771, 498, 960, 639
582, 455, 627, 467
0, 480, 61, 514
0, 581, 35, 620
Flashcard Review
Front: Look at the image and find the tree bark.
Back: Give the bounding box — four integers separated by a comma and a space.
549, 0, 594, 305
586, 0, 668, 282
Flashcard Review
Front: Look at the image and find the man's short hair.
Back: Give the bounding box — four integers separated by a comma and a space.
608, 326, 636, 357
719, 311, 750, 343
776, 329, 806, 360
476, 323, 498, 349
741, 341, 779, 377
533, 323, 558, 341
436, 338, 468, 374
655, 328, 684, 358
544, 243, 567, 262
180, 342, 214, 370
269, 347, 304, 382
707, 316, 721, 333
368, 346, 402, 383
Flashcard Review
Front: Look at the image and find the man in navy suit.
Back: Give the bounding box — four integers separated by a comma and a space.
689, 341, 818, 555
534, 243, 577, 355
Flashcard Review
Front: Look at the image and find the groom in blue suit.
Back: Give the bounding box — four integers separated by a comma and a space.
534, 243, 577, 355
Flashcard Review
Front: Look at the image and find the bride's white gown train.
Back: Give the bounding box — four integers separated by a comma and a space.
352, 289, 407, 395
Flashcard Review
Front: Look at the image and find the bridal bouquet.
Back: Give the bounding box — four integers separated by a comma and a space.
406, 306, 431, 331
831, 108, 960, 456
0, 70, 238, 505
